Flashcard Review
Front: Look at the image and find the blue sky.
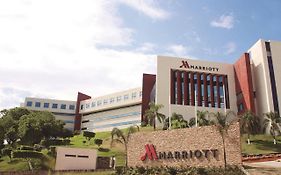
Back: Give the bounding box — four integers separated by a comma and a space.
0, 0, 281, 110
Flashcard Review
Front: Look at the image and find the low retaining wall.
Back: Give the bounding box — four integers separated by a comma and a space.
127, 122, 242, 167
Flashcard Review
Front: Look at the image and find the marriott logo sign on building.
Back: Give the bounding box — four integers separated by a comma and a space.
179, 60, 219, 72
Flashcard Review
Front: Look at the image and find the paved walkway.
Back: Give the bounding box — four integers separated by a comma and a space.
244, 159, 281, 175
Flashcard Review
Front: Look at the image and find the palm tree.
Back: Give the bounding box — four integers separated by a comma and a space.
212, 111, 235, 169
240, 111, 260, 144
263, 112, 281, 144
144, 102, 165, 130
110, 126, 139, 167
197, 110, 213, 126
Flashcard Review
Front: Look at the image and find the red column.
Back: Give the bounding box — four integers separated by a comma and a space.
204, 74, 208, 107
170, 70, 175, 104
190, 72, 195, 106
223, 75, 230, 109
177, 71, 182, 105
141, 73, 156, 124
184, 72, 188, 105
75, 92, 91, 131
210, 74, 215, 107
216, 75, 220, 108
197, 73, 202, 106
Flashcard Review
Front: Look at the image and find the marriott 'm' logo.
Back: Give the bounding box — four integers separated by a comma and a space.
180, 61, 190, 68
140, 144, 158, 161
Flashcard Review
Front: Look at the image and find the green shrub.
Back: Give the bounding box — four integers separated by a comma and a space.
94, 139, 103, 147
41, 139, 70, 147
1, 148, 12, 160
119, 166, 245, 175
12, 150, 45, 160
33, 144, 43, 152
20, 145, 34, 151
48, 146, 56, 157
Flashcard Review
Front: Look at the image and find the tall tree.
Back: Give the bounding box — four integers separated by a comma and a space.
263, 112, 281, 144
0, 107, 31, 147
240, 111, 260, 144
212, 112, 235, 169
145, 102, 165, 130
111, 126, 139, 167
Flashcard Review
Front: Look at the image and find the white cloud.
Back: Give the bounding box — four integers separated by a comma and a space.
136, 42, 156, 52
0, 0, 158, 110
210, 14, 234, 29
167, 44, 189, 57
119, 0, 170, 20
224, 42, 236, 55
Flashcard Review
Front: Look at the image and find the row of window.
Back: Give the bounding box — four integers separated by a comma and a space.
81, 91, 142, 110
82, 111, 141, 123
81, 120, 141, 130
26, 101, 75, 110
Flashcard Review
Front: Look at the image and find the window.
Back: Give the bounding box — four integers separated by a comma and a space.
44, 103, 49, 108
80, 104, 84, 110
61, 104, 66, 109
26, 101, 32, 107
124, 94, 129, 100
238, 103, 244, 112
139, 91, 142, 97
132, 92, 137, 99
82, 120, 89, 123
265, 41, 271, 52
117, 96, 121, 102
91, 102, 96, 107
86, 103, 90, 109
110, 98, 115, 104
103, 99, 108, 105
97, 100, 102, 106
35, 102, 41, 108
52, 103, 58, 109
69, 105, 75, 110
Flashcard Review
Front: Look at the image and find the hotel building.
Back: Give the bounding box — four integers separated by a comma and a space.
22, 39, 281, 131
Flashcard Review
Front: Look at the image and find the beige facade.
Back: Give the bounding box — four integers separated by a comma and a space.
156, 56, 237, 123
80, 88, 142, 132
127, 122, 241, 167
249, 39, 281, 118
23, 97, 76, 130
55, 147, 97, 171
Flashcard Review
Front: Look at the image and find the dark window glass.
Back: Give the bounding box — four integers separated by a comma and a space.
69, 105, 75, 110
265, 41, 271, 52
52, 103, 58, 109
26, 101, 32, 107
238, 103, 244, 112
35, 102, 41, 107
61, 104, 66, 109
44, 103, 49, 108
82, 120, 89, 123
80, 104, 84, 110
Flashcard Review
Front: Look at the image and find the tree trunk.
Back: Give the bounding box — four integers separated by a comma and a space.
222, 134, 227, 169
125, 144, 128, 168
274, 138, 276, 144
247, 134, 250, 144
153, 117, 156, 131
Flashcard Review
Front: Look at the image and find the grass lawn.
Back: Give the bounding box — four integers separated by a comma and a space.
241, 134, 281, 155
